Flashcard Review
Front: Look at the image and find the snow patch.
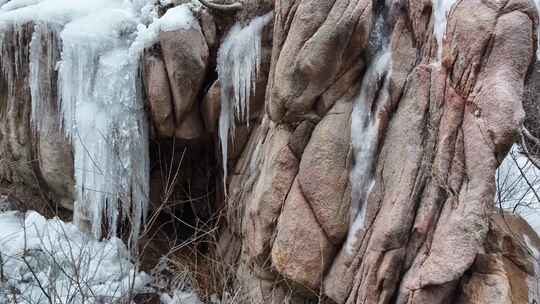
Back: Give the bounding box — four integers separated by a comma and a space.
216, 12, 272, 190
0, 211, 151, 304
160, 289, 204, 304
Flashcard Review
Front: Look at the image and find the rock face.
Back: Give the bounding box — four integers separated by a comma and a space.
215, 0, 540, 303
0, 0, 539, 303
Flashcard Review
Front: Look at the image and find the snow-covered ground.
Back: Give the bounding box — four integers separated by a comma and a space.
0, 211, 152, 303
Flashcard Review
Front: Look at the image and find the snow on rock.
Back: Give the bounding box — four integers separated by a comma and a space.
216, 13, 272, 190
0, 211, 151, 304
130, 3, 197, 58
0, 0, 127, 28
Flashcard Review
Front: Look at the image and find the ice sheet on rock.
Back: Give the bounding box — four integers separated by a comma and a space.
346, 48, 392, 254
216, 12, 272, 190
0, 211, 151, 304
432, 0, 457, 62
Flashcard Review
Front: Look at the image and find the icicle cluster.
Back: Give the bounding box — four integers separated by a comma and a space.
58, 9, 149, 241
0, 0, 154, 243
216, 12, 272, 190
432, 0, 457, 62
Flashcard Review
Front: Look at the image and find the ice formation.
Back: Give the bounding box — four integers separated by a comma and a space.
29, 22, 60, 131
432, 0, 457, 62
0, 211, 151, 304
0, 0, 153, 242
216, 13, 272, 190
346, 14, 393, 253
130, 3, 197, 57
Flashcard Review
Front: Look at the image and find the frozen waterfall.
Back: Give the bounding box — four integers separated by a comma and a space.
0, 0, 152, 243
59, 9, 149, 241
216, 13, 272, 191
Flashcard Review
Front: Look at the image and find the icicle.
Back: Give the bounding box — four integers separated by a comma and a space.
216, 12, 272, 191
432, 0, 457, 62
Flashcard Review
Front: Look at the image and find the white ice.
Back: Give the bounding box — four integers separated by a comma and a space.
216, 13, 272, 190
0, 210, 151, 304
432, 0, 457, 62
